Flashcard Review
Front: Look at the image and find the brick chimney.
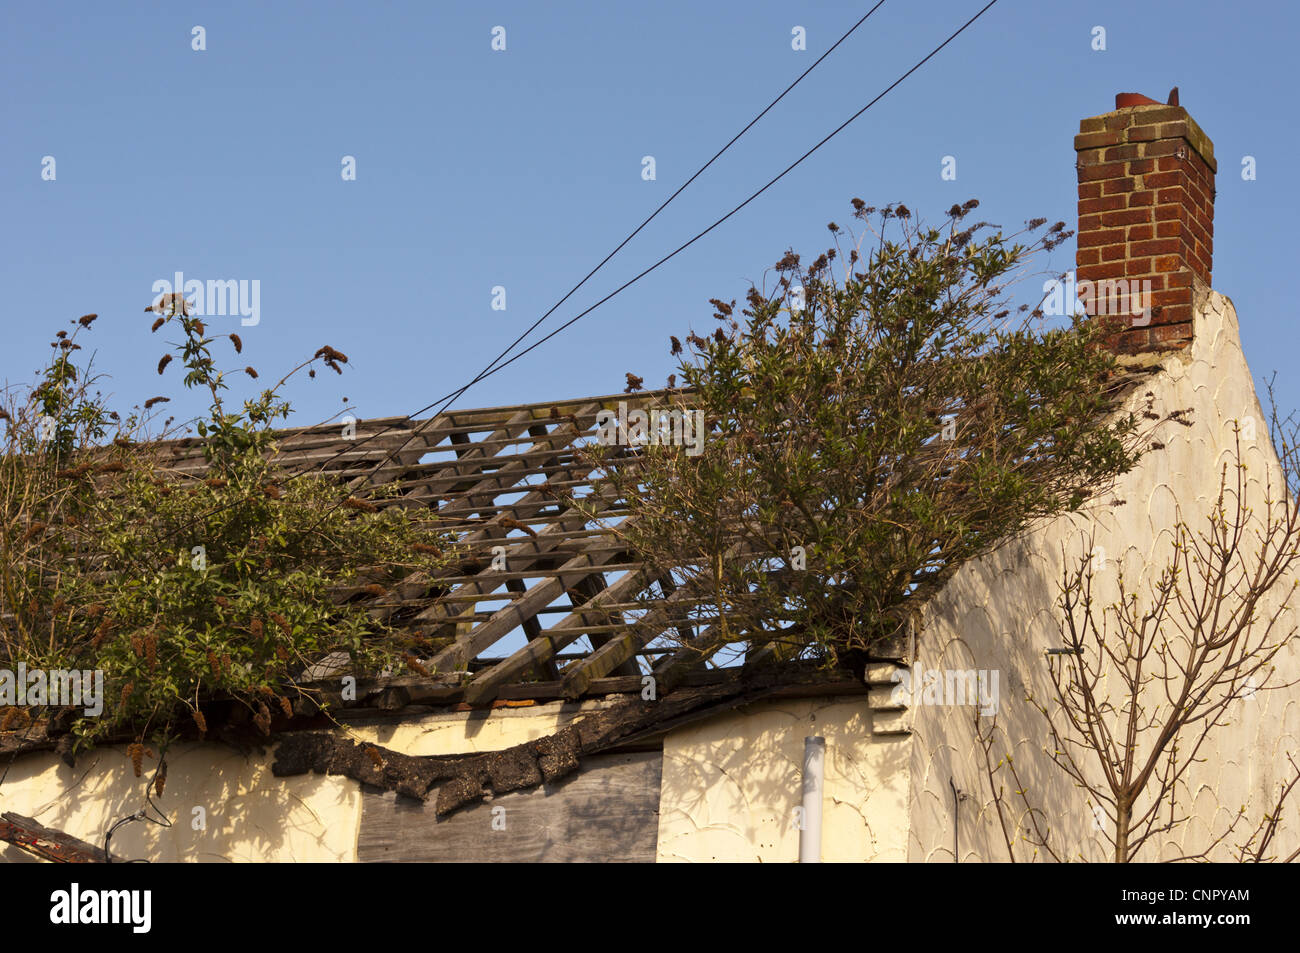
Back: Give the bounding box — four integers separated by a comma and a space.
1074, 92, 1216, 353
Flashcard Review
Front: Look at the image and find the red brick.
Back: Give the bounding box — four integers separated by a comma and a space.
1151, 322, 1193, 345
1152, 287, 1193, 307
1101, 243, 1128, 262
1079, 227, 1126, 248
1128, 224, 1153, 241
1078, 260, 1127, 281
1145, 171, 1183, 189
1078, 182, 1102, 200
1076, 247, 1101, 267
1128, 121, 1190, 142
1132, 238, 1180, 257
1128, 191, 1156, 207
1101, 207, 1151, 227
1142, 140, 1183, 159
1125, 256, 1152, 275
1079, 160, 1129, 182
1079, 195, 1126, 214
1103, 144, 1143, 162
1102, 177, 1137, 195
1153, 254, 1182, 272
1075, 130, 1124, 150
1126, 106, 1187, 125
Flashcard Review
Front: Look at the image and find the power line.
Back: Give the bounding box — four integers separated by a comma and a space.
432, 0, 1003, 396
284, 5, 894, 483
169, 3, 894, 536
326, 0, 1002, 491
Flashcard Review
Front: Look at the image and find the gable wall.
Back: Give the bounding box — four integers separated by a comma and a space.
906, 289, 1300, 861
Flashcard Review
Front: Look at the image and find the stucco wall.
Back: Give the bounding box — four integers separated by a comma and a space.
907, 289, 1300, 861
656, 697, 909, 862
0, 742, 359, 863
0, 699, 612, 863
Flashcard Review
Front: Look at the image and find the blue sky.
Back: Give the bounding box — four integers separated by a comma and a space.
2, 0, 1295, 431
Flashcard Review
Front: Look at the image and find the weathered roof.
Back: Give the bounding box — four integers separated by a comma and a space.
151, 387, 813, 716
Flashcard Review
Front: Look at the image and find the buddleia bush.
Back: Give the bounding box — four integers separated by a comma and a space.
581, 200, 1144, 670
0, 305, 449, 758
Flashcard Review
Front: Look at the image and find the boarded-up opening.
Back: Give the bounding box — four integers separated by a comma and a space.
357, 750, 661, 862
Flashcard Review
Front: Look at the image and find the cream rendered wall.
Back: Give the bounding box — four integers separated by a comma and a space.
0, 699, 614, 863
655, 697, 910, 863
0, 742, 359, 863
907, 289, 1300, 862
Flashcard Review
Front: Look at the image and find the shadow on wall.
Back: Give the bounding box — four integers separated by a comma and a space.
0, 739, 358, 863
656, 696, 909, 863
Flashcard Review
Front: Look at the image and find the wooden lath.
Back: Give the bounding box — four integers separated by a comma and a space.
151, 388, 717, 703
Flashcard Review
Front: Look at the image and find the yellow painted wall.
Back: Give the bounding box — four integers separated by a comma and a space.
656, 697, 910, 863
0, 742, 358, 863
907, 289, 1300, 862
0, 699, 613, 863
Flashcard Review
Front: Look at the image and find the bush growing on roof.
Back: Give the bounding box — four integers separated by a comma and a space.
0, 304, 451, 765
579, 200, 1144, 671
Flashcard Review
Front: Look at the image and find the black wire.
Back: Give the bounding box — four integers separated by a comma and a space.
152, 3, 894, 548
327, 0, 1003, 492
295, 2, 891, 475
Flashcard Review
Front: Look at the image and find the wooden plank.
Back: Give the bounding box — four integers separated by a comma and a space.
356, 751, 662, 863
461, 565, 649, 704
0, 812, 117, 863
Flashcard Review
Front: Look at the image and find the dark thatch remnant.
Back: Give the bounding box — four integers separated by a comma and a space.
273, 670, 812, 816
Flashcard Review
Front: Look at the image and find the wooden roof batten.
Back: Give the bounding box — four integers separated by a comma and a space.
153, 388, 837, 711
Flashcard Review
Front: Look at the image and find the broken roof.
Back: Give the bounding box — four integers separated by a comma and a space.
149, 387, 847, 717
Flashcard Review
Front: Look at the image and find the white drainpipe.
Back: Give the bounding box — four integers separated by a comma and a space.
799, 736, 826, 863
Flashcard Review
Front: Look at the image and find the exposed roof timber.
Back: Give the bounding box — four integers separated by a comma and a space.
149, 388, 743, 703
